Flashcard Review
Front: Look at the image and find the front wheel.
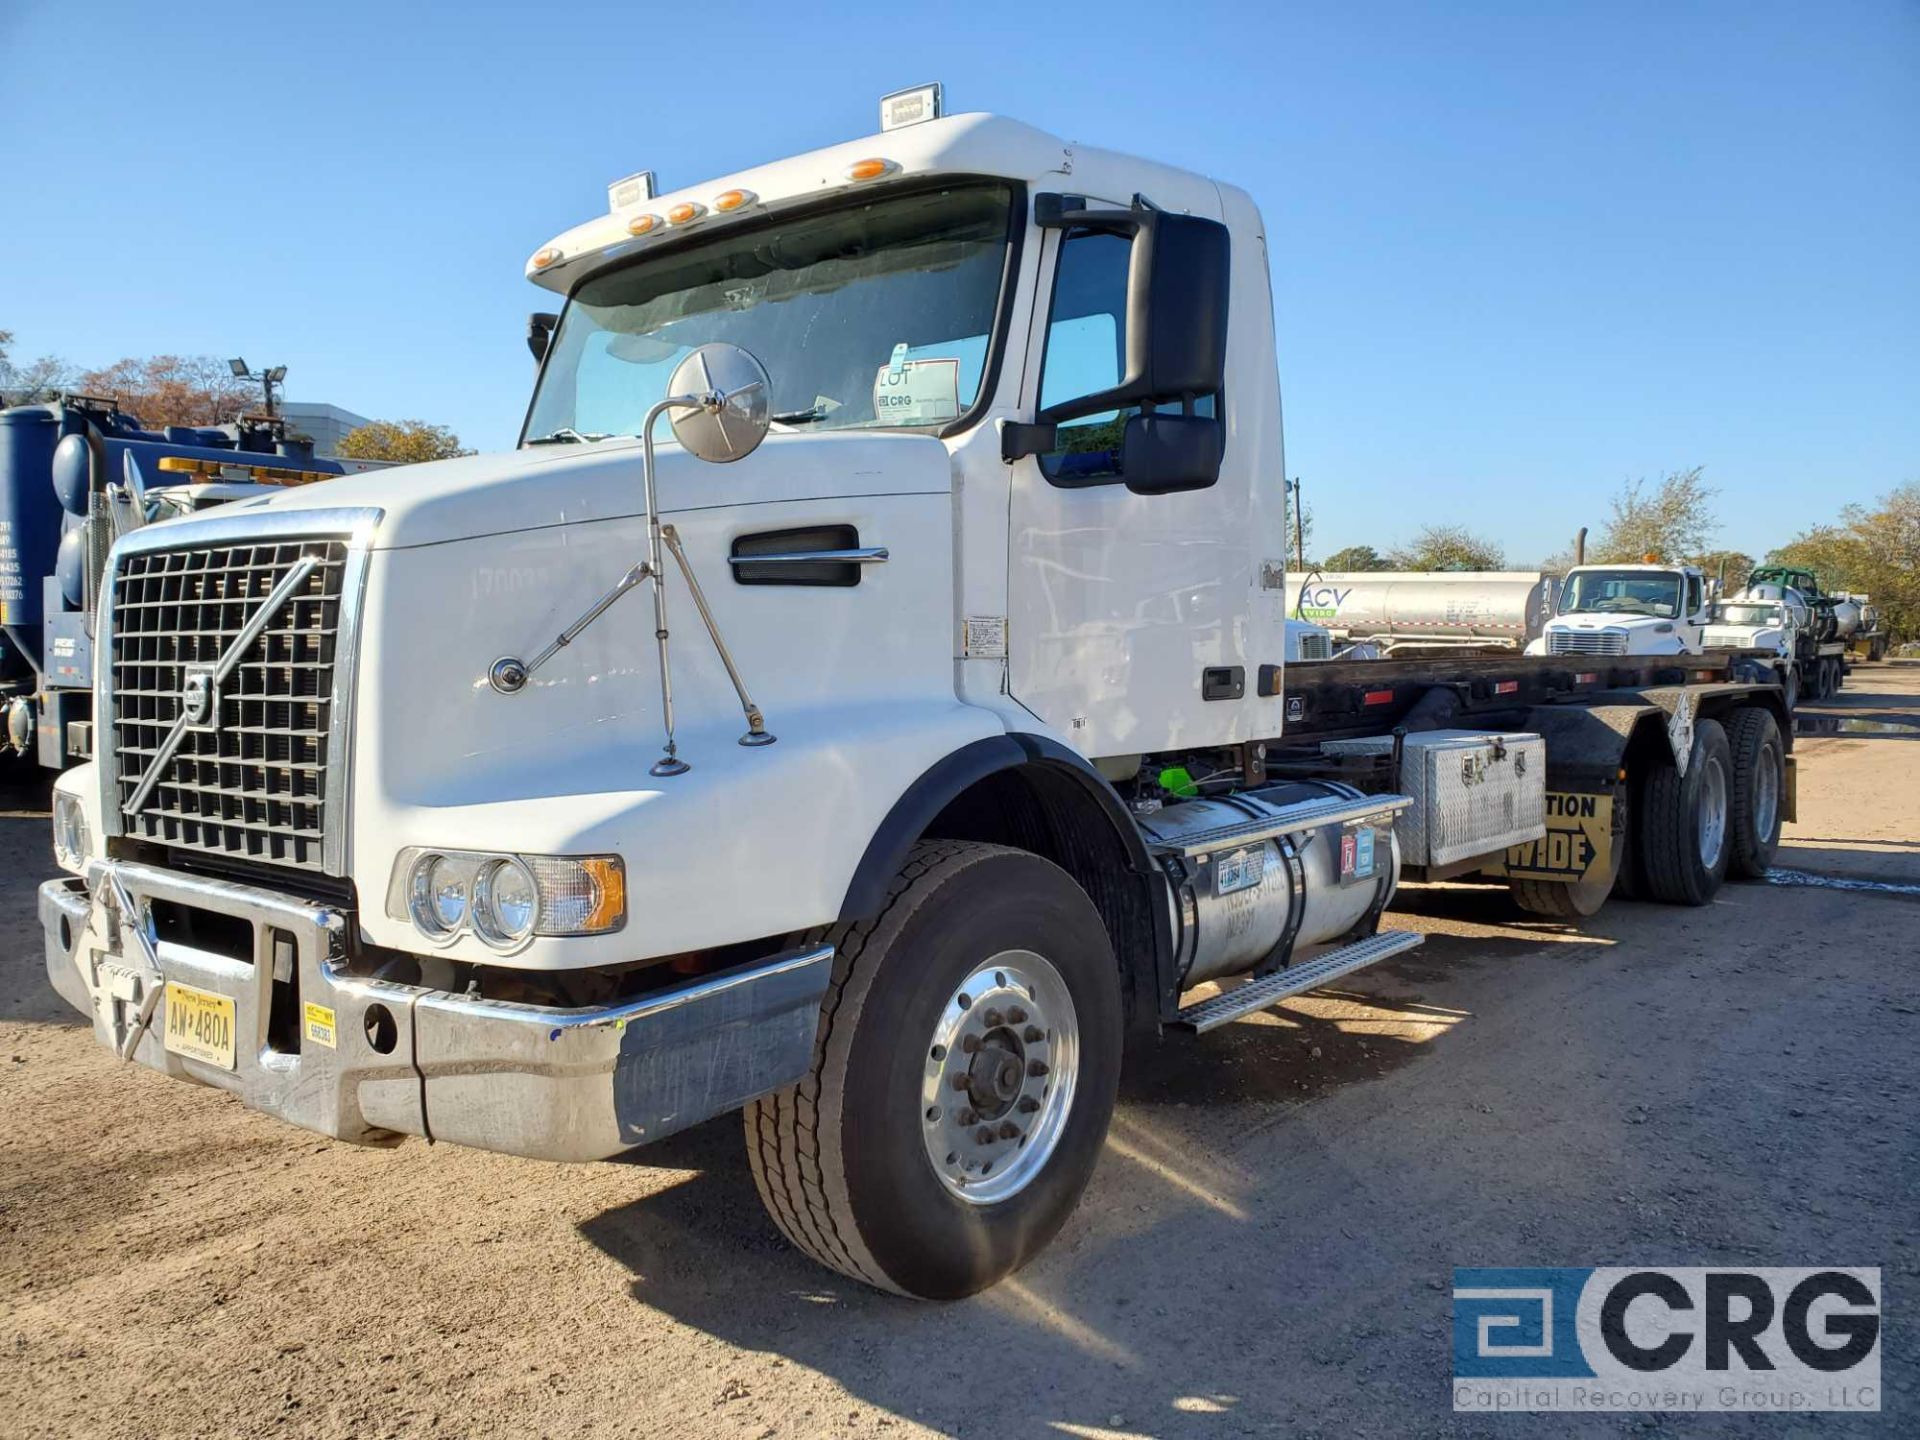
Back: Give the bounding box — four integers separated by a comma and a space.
745, 841, 1123, 1299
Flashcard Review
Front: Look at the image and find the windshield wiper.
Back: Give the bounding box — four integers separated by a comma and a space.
770, 407, 829, 426
527, 427, 613, 445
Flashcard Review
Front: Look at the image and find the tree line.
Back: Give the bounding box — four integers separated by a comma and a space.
0, 331, 467, 464
1295, 466, 1916, 642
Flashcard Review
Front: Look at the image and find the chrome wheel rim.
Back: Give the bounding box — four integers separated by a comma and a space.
1699, 755, 1729, 869
1754, 748, 1780, 843
921, 950, 1079, 1206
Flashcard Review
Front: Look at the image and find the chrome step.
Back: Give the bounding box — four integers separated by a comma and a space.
1146, 794, 1413, 859
1173, 930, 1425, 1033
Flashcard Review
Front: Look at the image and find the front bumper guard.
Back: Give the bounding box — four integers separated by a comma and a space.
41, 860, 833, 1162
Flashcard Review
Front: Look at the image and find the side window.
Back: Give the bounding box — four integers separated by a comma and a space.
1686, 575, 1703, 616
1035, 227, 1217, 487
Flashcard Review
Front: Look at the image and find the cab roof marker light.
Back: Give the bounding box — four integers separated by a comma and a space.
626, 213, 662, 237
879, 81, 943, 132
667, 201, 705, 225
846, 158, 897, 182
530, 246, 563, 270
712, 188, 755, 213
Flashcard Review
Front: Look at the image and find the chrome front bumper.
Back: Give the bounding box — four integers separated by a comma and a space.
41, 860, 833, 1162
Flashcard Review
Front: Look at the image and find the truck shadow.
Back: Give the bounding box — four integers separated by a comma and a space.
0, 807, 85, 1027
574, 928, 1584, 1434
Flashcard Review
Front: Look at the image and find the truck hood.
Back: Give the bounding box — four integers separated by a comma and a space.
1546, 614, 1670, 632
1704, 625, 1785, 651
190, 430, 953, 549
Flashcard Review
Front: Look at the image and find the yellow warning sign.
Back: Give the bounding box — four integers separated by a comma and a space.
1489, 791, 1613, 884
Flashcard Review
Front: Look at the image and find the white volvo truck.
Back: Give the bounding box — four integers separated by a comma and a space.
41, 94, 1793, 1298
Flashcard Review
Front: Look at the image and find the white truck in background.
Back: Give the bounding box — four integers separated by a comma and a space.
1287, 570, 1555, 656
1531, 563, 1714, 657
41, 93, 1795, 1299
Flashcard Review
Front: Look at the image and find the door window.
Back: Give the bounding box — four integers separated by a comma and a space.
1035, 227, 1216, 486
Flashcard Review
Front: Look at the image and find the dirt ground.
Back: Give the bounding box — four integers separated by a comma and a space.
3, 668, 1915, 1439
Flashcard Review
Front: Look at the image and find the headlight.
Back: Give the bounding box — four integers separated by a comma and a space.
473, 857, 538, 945
389, 848, 625, 949
408, 853, 470, 938
52, 792, 92, 875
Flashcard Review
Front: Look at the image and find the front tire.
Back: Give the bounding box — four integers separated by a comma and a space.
1640, 718, 1735, 906
745, 841, 1123, 1299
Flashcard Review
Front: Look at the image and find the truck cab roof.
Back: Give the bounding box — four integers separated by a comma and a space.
525, 112, 1233, 294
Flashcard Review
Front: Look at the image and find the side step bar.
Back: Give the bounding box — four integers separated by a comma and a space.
1146, 794, 1412, 859
1172, 930, 1425, 1033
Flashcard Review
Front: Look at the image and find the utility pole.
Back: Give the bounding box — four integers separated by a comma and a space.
1288, 476, 1306, 571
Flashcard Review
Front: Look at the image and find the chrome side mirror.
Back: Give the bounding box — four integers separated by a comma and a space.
666, 344, 771, 463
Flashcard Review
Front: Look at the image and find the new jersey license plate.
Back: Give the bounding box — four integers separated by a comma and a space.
163, 981, 237, 1069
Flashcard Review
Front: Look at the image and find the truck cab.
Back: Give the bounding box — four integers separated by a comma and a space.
1530, 563, 1710, 657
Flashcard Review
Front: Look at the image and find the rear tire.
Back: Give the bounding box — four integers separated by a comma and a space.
1640, 718, 1735, 906
1726, 707, 1784, 880
745, 841, 1123, 1299
1510, 873, 1611, 918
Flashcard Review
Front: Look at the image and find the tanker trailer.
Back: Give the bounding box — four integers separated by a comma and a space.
1284, 571, 1556, 656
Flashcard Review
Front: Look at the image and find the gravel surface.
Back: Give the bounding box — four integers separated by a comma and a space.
3, 668, 1914, 1438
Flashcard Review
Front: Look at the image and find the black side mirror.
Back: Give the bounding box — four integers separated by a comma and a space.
527, 311, 559, 363
1121, 412, 1223, 496
1032, 194, 1229, 426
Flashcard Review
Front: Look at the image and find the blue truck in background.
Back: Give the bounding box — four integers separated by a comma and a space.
1, 394, 348, 775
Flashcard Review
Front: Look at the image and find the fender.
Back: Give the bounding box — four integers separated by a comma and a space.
837, 732, 1155, 922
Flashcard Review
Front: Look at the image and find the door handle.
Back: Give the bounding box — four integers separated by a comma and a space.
726, 547, 888, 567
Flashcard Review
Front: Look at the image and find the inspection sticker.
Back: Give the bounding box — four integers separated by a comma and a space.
873, 357, 960, 426
303, 1001, 338, 1050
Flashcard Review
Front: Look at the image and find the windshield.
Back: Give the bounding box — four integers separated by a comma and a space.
1712, 601, 1782, 627
523, 184, 1015, 443
1559, 570, 1683, 618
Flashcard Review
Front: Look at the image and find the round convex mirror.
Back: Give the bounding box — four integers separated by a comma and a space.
666, 344, 771, 463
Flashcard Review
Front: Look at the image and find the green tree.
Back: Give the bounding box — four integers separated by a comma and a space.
337, 419, 472, 465
1388, 524, 1505, 571
1592, 467, 1716, 563
1769, 482, 1920, 641
1689, 549, 1756, 589
1322, 544, 1389, 572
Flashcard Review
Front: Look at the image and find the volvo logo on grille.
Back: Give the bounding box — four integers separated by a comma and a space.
182, 667, 216, 727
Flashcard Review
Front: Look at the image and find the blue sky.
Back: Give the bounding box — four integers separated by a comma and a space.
2, 0, 1914, 564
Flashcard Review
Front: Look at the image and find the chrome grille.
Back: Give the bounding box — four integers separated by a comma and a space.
110, 538, 350, 870
1547, 628, 1628, 656
1298, 631, 1332, 661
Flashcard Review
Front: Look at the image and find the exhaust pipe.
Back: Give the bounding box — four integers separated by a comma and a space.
1574, 527, 1587, 566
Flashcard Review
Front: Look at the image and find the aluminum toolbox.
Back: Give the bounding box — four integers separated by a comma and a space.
1320, 729, 1545, 868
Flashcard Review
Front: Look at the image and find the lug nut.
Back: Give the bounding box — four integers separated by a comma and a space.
962, 1034, 981, 1054
975, 1126, 995, 1146
1018, 1097, 1040, 1114
1023, 1025, 1043, 1044
998, 1121, 1019, 1140
1028, 1059, 1049, 1078
950, 1073, 971, 1091
983, 1008, 1004, 1027
1008, 1007, 1028, 1025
